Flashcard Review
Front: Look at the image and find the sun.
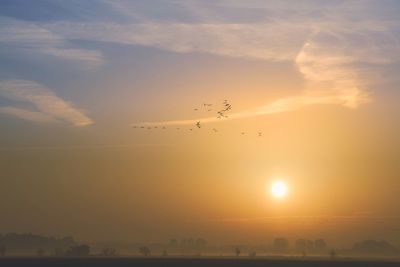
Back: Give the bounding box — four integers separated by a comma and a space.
271, 180, 288, 198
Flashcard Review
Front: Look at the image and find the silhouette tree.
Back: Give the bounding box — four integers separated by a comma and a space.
295, 239, 307, 251
248, 251, 256, 257
234, 247, 241, 257
100, 247, 117, 256
352, 240, 398, 255
52, 247, 64, 257
330, 249, 336, 259
314, 239, 327, 251
0, 245, 6, 256
36, 248, 45, 257
273, 238, 289, 252
139, 246, 151, 256
195, 238, 207, 250
306, 240, 314, 250
65, 244, 90, 257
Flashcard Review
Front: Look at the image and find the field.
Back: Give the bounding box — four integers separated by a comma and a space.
0, 257, 399, 267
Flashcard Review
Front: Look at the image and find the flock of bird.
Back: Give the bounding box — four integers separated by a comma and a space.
132, 100, 263, 137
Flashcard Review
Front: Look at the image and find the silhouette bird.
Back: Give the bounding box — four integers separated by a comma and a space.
140, 126, 145, 129
154, 126, 158, 129
241, 132, 245, 135
196, 121, 201, 128
176, 127, 180, 130
132, 126, 137, 128
212, 128, 218, 133
194, 108, 198, 111
189, 128, 193, 131
258, 132, 262, 137
162, 126, 166, 129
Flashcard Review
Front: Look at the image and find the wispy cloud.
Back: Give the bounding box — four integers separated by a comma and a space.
44, 21, 308, 62
2, 1, 393, 126
0, 80, 93, 126
40, 1, 400, 126
0, 106, 57, 124
0, 16, 103, 65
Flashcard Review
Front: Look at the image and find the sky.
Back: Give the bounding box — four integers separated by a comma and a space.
0, 0, 400, 247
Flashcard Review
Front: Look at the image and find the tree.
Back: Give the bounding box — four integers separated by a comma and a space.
314, 239, 327, 251
195, 238, 207, 249
100, 247, 117, 256
330, 249, 336, 259
36, 248, 45, 257
306, 240, 314, 250
248, 251, 256, 257
52, 247, 64, 257
0, 245, 6, 256
273, 238, 289, 252
65, 244, 90, 257
139, 246, 151, 256
234, 247, 241, 257
352, 240, 398, 255
295, 239, 307, 251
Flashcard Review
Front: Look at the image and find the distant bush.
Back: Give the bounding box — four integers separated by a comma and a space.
0, 233, 76, 251
0, 245, 6, 256
139, 246, 151, 256
100, 247, 117, 256
353, 240, 398, 255
65, 244, 90, 257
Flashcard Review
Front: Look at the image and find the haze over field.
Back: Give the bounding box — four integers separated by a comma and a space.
0, 0, 400, 254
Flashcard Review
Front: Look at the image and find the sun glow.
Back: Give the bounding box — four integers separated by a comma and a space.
271, 180, 288, 198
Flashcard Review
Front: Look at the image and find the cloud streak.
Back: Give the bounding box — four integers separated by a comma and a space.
0, 80, 93, 126
40, 1, 400, 126
7, 1, 393, 126
0, 16, 103, 65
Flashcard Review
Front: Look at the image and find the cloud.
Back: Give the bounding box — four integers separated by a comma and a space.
0, 106, 57, 124
44, 21, 309, 62
0, 16, 103, 65
0, 80, 93, 126
40, 1, 400, 126
4, 1, 391, 126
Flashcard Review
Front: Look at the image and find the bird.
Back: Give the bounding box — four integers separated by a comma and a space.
241, 132, 245, 135
176, 127, 180, 130
132, 126, 137, 128
196, 121, 201, 128
212, 128, 218, 133
140, 126, 145, 129
194, 108, 198, 111
162, 126, 166, 129
258, 132, 262, 137
189, 128, 193, 131
154, 126, 158, 129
